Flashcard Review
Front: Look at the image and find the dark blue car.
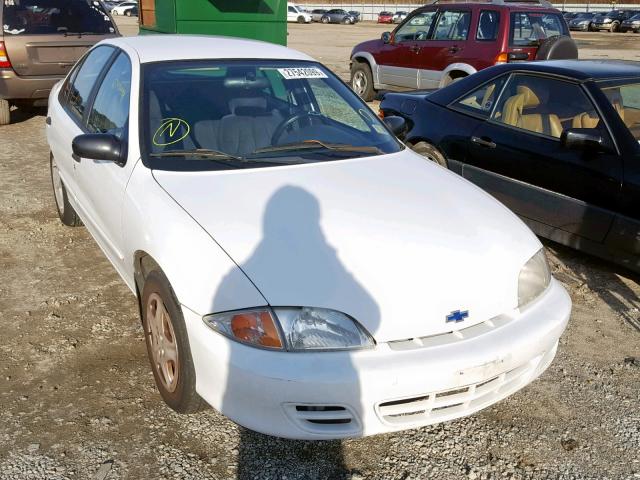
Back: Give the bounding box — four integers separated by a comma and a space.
380, 60, 640, 272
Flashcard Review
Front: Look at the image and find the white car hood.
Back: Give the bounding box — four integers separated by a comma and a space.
153, 151, 541, 343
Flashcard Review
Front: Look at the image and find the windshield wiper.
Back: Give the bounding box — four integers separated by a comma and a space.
150, 148, 245, 161
249, 140, 382, 156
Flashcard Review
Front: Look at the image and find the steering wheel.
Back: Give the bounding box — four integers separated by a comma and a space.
271, 112, 328, 145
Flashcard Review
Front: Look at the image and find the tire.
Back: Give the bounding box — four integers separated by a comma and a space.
50, 154, 82, 227
535, 35, 578, 60
141, 270, 207, 414
321, 16, 329, 24
297, 15, 304, 23
611, 21, 620, 32
589, 23, 596, 31
411, 141, 448, 168
0, 99, 10, 126
350, 61, 376, 102
343, 17, 352, 24
125, 9, 131, 16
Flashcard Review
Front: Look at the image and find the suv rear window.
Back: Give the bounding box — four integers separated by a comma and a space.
2, 0, 115, 36
510, 11, 567, 47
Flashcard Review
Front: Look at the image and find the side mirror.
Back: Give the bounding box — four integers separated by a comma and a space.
383, 115, 408, 138
381, 31, 392, 44
72, 133, 126, 164
561, 128, 608, 153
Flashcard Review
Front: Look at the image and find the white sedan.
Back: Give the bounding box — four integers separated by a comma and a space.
110, 1, 137, 15
46, 35, 571, 440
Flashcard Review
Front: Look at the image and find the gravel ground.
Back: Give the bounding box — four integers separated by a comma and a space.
1, 19, 639, 480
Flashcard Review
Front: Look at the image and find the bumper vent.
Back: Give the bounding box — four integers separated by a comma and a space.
284, 404, 361, 436
376, 349, 554, 426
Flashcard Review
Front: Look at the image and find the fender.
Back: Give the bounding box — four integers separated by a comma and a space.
351, 51, 381, 87
438, 63, 477, 88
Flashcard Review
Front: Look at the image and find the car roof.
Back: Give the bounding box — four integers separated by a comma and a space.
428, 60, 640, 105
100, 35, 314, 64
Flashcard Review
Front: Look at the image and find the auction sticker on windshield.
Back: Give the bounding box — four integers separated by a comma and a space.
278, 67, 328, 80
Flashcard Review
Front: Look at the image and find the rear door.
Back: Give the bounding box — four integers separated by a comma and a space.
1, 0, 117, 78
379, 9, 437, 89
464, 73, 622, 243
414, 8, 472, 88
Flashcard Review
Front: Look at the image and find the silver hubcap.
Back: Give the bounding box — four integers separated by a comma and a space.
51, 157, 65, 215
146, 293, 179, 393
352, 71, 367, 95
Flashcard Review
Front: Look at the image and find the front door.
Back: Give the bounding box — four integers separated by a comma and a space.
463, 73, 623, 243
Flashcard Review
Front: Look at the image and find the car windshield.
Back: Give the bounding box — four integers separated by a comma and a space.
142, 60, 401, 171
630, 13, 640, 20
601, 82, 640, 142
576, 13, 593, 18
510, 12, 567, 46
2, 0, 115, 35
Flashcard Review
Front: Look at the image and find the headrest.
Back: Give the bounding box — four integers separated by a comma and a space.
224, 77, 270, 90
517, 85, 540, 108
228, 97, 268, 115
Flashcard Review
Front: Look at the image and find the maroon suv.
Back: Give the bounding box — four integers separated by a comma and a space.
350, 0, 577, 101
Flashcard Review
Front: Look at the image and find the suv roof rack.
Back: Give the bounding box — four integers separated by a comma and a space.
429, 0, 554, 7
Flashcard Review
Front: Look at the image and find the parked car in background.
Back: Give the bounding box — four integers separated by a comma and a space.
351, 0, 577, 101
320, 9, 357, 24
620, 13, 640, 32
102, 0, 120, 11
311, 8, 327, 22
378, 11, 394, 23
590, 10, 640, 32
348, 11, 361, 22
562, 11, 577, 20
287, 3, 312, 23
0, 0, 118, 125
568, 12, 595, 31
46, 34, 571, 440
111, 1, 138, 16
379, 60, 640, 273
123, 5, 138, 17
393, 11, 409, 23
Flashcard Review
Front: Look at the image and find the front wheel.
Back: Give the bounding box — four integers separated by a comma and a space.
50, 154, 82, 226
125, 9, 132, 16
0, 99, 10, 125
611, 21, 620, 32
350, 61, 376, 102
141, 270, 207, 414
411, 141, 448, 168
321, 16, 329, 24
297, 15, 305, 23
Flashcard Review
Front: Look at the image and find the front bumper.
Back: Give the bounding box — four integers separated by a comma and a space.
591, 22, 613, 30
183, 279, 571, 440
569, 24, 590, 31
0, 69, 63, 102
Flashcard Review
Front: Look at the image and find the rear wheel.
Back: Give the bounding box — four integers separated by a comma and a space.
412, 141, 448, 168
350, 61, 376, 102
50, 154, 82, 227
321, 16, 329, 24
142, 270, 207, 414
0, 99, 10, 126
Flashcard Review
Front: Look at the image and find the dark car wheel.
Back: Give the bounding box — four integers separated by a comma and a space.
0, 99, 10, 125
412, 141, 448, 168
611, 21, 620, 32
142, 270, 207, 414
321, 16, 329, 24
589, 23, 596, 31
125, 9, 132, 16
342, 17, 352, 24
297, 15, 305, 23
350, 61, 375, 102
50, 154, 82, 227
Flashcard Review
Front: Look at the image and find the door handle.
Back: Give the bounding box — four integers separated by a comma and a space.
72, 153, 81, 162
448, 46, 460, 53
471, 136, 496, 149
409, 45, 421, 54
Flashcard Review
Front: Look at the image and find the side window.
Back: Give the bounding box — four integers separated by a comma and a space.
288, 6, 296, 13
477, 11, 500, 40
433, 10, 471, 40
67, 46, 114, 123
453, 75, 508, 116
491, 74, 603, 139
602, 83, 640, 140
395, 11, 437, 42
87, 53, 132, 140
510, 12, 565, 47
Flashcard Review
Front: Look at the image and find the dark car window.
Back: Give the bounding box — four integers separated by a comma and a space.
452, 75, 509, 116
395, 10, 437, 42
477, 10, 500, 40
87, 52, 131, 139
142, 60, 401, 171
2, 0, 115, 36
434, 10, 471, 40
67, 46, 114, 122
510, 12, 567, 46
601, 82, 640, 141
491, 74, 604, 140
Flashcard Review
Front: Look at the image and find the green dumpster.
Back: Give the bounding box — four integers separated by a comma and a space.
139, 0, 287, 46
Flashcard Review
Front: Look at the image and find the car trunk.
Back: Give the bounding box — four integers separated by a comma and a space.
3, 35, 114, 77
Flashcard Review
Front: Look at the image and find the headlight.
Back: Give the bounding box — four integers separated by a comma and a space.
603, 18, 612, 23
518, 248, 551, 310
204, 307, 374, 351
